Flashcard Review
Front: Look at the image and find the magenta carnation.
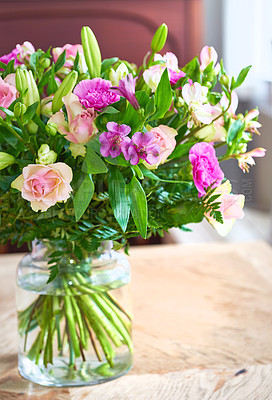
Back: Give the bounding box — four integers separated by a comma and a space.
0, 48, 21, 70
189, 142, 224, 197
73, 78, 120, 111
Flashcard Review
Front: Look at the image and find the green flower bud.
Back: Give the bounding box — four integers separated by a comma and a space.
151, 23, 168, 53
219, 74, 229, 88
78, 73, 90, 82
175, 97, 184, 108
0, 152, 15, 170
40, 58, 51, 69
237, 113, 244, 120
52, 70, 78, 113
36, 144, 57, 165
15, 68, 40, 134
81, 26, 101, 78
13, 102, 27, 118
46, 122, 58, 136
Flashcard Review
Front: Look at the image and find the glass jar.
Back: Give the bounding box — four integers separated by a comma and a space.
16, 240, 133, 387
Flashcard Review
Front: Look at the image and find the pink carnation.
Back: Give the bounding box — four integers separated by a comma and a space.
74, 78, 120, 111
11, 163, 73, 212
189, 142, 224, 197
0, 76, 17, 118
0, 48, 21, 70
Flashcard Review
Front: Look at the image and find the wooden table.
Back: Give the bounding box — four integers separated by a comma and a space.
1, 242, 272, 399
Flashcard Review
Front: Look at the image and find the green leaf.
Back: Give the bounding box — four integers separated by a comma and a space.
73, 51, 80, 73
131, 165, 144, 179
47, 65, 58, 96
30, 52, 39, 71
0, 61, 7, 69
47, 264, 59, 284
105, 155, 129, 166
101, 57, 119, 74
231, 66, 252, 90
73, 174, 94, 221
109, 167, 130, 232
0, 106, 14, 118
0, 175, 18, 192
150, 68, 172, 121
32, 113, 47, 133
227, 119, 245, 144
145, 95, 155, 119
2, 60, 15, 78
207, 92, 223, 106
139, 165, 189, 183
82, 146, 108, 174
99, 106, 120, 115
38, 68, 52, 90
182, 57, 201, 83
54, 50, 66, 72
169, 142, 197, 159
126, 176, 147, 238
22, 102, 39, 124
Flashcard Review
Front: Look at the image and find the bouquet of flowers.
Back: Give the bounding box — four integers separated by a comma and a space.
0, 24, 265, 386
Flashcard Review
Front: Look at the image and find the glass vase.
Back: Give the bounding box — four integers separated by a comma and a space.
16, 240, 133, 387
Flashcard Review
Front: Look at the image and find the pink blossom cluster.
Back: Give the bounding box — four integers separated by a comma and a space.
0, 41, 35, 70
99, 122, 160, 165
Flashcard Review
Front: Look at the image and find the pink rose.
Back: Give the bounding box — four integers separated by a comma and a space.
149, 125, 177, 164
189, 142, 224, 197
74, 78, 120, 111
11, 163, 73, 212
48, 92, 97, 143
52, 44, 87, 75
0, 75, 17, 118
205, 180, 245, 236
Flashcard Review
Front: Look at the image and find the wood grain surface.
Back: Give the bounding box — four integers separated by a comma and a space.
0, 241, 272, 399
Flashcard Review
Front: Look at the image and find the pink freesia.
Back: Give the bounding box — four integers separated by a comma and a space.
189, 142, 224, 197
244, 109, 261, 135
200, 46, 220, 74
182, 82, 213, 128
16, 41, 35, 64
150, 125, 177, 164
99, 122, 131, 158
205, 180, 245, 236
0, 76, 17, 118
124, 131, 160, 165
220, 91, 238, 117
11, 163, 73, 212
235, 147, 266, 173
52, 44, 87, 75
74, 78, 120, 111
48, 92, 97, 143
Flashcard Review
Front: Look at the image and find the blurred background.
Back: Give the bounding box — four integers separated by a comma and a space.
0, 0, 270, 249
